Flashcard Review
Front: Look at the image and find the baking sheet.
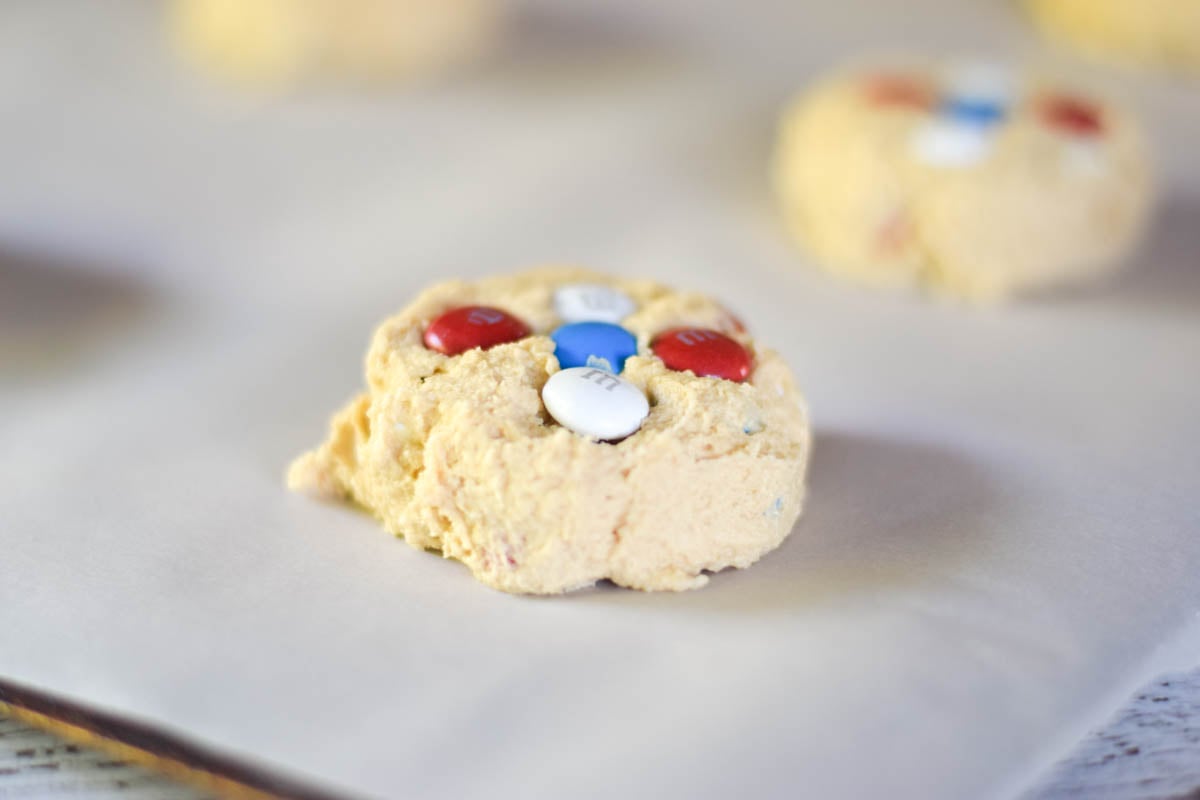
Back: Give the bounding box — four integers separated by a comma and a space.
2, 1, 1200, 798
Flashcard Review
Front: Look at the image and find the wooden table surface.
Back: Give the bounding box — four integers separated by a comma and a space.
0, 716, 209, 800
1025, 668, 1200, 800
3, 668, 1198, 800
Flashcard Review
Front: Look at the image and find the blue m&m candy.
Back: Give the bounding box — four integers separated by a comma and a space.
551, 322, 638, 373
939, 63, 1012, 127
940, 97, 1006, 126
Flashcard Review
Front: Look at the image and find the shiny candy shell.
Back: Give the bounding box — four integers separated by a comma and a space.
939, 97, 1006, 126
940, 63, 1013, 127
423, 305, 531, 356
551, 321, 638, 373
865, 74, 934, 109
554, 283, 636, 323
542, 367, 650, 441
651, 327, 752, 382
1040, 95, 1104, 137
912, 120, 994, 168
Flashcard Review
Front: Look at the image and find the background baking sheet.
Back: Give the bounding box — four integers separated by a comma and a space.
2, 1, 1199, 798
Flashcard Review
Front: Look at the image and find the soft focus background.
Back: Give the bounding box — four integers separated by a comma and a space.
2, 1, 1199, 799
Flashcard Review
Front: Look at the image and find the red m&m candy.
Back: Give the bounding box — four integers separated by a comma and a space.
1040, 95, 1104, 137
423, 306, 531, 356
865, 74, 935, 110
651, 327, 752, 382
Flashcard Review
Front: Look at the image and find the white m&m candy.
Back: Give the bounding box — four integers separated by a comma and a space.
542, 367, 649, 441
912, 120, 995, 167
913, 62, 1013, 168
554, 284, 636, 324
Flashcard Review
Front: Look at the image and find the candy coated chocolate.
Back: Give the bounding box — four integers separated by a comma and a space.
1041, 95, 1104, 137
551, 322, 638, 373
554, 284, 636, 324
651, 327, 752, 382
423, 306, 531, 356
940, 97, 1006, 126
865, 75, 934, 109
541, 367, 649, 441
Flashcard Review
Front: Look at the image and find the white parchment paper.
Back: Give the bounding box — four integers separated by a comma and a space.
2, 1, 1199, 798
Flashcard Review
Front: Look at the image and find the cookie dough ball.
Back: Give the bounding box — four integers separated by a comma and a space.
171, 0, 498, 85
1024, 0, 1200, 73
288, 268, 811, 594
772, 63, 1153, 301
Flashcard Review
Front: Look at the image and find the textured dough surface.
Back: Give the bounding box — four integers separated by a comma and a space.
772, 63, 1153, 302
1025, 0, 1200, 72
288, 267, 811, 594
172, 0, 497, 84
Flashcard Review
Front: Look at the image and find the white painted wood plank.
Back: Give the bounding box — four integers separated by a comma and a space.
1026, 668, 1200, 800
0, 715, 209, 800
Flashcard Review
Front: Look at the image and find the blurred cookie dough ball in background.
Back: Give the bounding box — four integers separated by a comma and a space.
1024, 0, 1200, 73
172, 0, 499, 85
772, 62, 1154, 302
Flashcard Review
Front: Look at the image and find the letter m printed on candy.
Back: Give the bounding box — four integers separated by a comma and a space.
581, 369, 621, 391
674, 329, 720, 347
467, 308, 506, 326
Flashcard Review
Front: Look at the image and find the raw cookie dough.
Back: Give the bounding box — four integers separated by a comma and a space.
1024, 0, 1200, 73
288, 267, 811, 594
772, 62, 1153, 302
171, 0, 497, 85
